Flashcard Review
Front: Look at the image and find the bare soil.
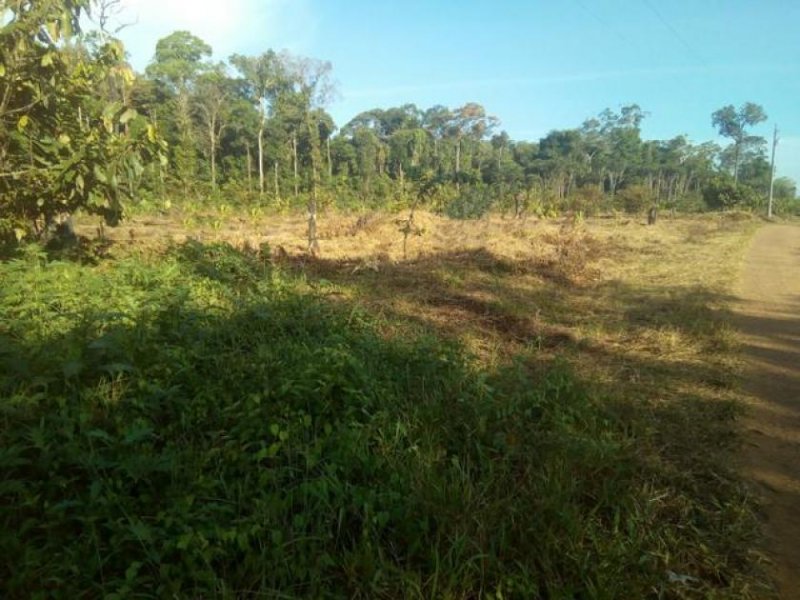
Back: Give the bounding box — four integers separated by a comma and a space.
736, 224, 800, 598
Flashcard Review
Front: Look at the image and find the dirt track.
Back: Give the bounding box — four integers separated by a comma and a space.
736, 224, 800, 597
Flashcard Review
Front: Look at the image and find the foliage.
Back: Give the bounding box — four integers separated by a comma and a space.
702, 177, 761, 211
4, 8, 787, 231
444, 184, 495, 219
0, 0, 165, 242
49, 22, 778, 220
0, 241, 761, 598
567, 185, 606, 216
617, 184, 655, 214
711, 103, 768, 184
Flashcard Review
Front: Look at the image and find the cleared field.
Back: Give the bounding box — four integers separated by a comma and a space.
5, 209, 769, 597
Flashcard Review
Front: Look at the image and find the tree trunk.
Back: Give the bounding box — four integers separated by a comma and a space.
455, 138, 461, 191
209, 120, 216, 192
608, 172, 617, 197
326, 137, 332, 178
306, 116, 322, 256
274, 161, 280, 202
292, 134, 299, 197
257, 123, 265, 196
307, 197, 319, 255
246, 142, 253, 193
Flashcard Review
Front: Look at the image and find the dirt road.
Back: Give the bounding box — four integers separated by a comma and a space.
736, 224, 800, 597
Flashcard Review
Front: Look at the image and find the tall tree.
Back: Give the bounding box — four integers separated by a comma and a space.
146, 31, 211, 194
230, 51, 284, 198
280, 53, 333, 253
193, 66, 232, 191
711, 102, 767, 184
446, 103, 498, 188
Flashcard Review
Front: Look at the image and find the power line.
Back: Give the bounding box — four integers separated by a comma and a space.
572, 0, 633, 45
641, 0, 707, 66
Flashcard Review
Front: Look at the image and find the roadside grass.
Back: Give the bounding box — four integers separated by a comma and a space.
2, 211, 771, 597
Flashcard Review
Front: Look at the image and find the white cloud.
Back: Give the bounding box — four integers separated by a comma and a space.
102, 0, 316, 69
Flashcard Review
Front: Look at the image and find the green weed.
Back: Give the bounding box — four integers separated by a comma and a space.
0, 243, 765, 598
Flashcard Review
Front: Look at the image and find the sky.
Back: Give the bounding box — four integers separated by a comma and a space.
111, 0, 800, 183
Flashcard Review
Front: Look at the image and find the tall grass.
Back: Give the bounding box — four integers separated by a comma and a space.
0, 242, 763, 598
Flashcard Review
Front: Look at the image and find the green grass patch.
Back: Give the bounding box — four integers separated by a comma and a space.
0, 243, 763, 598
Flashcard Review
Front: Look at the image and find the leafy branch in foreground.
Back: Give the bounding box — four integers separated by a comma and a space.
0, 0, 166, 244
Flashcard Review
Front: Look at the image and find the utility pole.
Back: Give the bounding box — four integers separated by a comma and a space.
768, 124, 779, 218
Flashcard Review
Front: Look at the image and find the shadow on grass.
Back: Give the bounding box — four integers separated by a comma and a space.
0, 240, 772, 598
279, 245, 771, 577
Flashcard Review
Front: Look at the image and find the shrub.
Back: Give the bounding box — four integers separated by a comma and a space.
671, 191, 708, 213
444, 185, 495, 219
702, 178, 761, 211
616, 185, 654, 214
567, 185, 605, 216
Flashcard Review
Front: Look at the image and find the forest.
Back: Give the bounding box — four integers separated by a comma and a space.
0, 1, 795, 598
1, 0, 797, 249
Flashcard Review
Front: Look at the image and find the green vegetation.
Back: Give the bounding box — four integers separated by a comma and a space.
0, 0, 165, 248
0, 233, 766, 598
1, 2, 797, 253
0, 2, 787, 598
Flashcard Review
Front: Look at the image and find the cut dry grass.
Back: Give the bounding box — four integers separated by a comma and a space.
75, 208, 759, 391
75, 208, 758, 390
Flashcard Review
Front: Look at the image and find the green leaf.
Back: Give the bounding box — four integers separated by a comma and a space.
0, 64, 6, 77
125, 561, 143, 582
41, 52, 54, 67
86, 429, 113, 443
119, 108, 137, 124
123, 425, 154, 445
17, 115, 29, 132
103, 102, 122, 120
63, 360, 84, 378
93, 165, 107, 184
131, 158, 144, 178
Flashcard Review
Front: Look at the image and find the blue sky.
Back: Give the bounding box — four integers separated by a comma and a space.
114, 0, 800, 183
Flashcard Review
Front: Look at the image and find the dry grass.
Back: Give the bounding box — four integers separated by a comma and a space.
77, 207, 759, 408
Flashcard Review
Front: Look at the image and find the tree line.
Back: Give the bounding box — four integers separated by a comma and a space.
1, 1, 797, 248
131, 31, 795, 216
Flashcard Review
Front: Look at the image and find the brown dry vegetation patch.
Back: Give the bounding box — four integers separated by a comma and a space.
77, 209, 756, 384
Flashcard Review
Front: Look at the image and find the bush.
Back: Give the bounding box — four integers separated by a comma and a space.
702, 178, 761, 211
671, 191, 708, 213
616, 185, 654, 214
566, 185, 605, 216
443, 184, 495, 219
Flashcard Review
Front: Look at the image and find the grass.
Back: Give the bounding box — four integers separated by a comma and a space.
1, 209, 771, 598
